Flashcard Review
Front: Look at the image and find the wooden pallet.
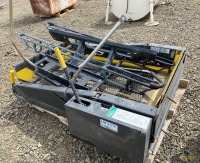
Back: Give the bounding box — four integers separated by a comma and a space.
145, 79, 189, 163
54, 5, 76, 17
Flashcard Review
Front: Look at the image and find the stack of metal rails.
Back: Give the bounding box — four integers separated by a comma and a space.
10, 22, 187, 163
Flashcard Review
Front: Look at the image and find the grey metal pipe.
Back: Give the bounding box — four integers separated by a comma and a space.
71, 15, 126, 83
9, 0, 36, 69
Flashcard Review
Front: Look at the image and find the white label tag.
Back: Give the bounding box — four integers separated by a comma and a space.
100, 119, 118, 133
107, 106, 151, 130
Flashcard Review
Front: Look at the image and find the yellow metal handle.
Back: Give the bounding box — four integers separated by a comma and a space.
9, 70, 15, 84
54, 47, 67, 69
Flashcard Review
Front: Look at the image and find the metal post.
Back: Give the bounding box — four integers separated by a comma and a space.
149, 0, 154, 22
105, 0, 110, 24
144, 0, 159, 26
71, 15, 126, 83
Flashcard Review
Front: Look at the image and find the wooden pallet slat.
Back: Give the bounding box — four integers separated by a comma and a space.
145, 79, 189, 163
54, 5, 76, 17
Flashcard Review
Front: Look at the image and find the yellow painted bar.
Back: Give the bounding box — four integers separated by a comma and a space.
9, 70, 15, 84
54, 47, 67, 69
174, 54, 179, 63
148, 89, 160, 106
86, 55, 170, 73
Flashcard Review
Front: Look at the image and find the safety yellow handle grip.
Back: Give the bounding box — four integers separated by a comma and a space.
54, 47, 67, 69
9, 70, 15, 84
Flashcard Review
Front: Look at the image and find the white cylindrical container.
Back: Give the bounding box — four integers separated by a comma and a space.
109, 0, 159, 21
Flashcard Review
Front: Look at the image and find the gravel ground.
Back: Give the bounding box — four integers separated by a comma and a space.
0, 0, 199, 162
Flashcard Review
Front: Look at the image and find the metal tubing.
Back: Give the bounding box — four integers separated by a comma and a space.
19, 34, 165, 90
71, 15, 126, 83
9, 0, 36, 69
